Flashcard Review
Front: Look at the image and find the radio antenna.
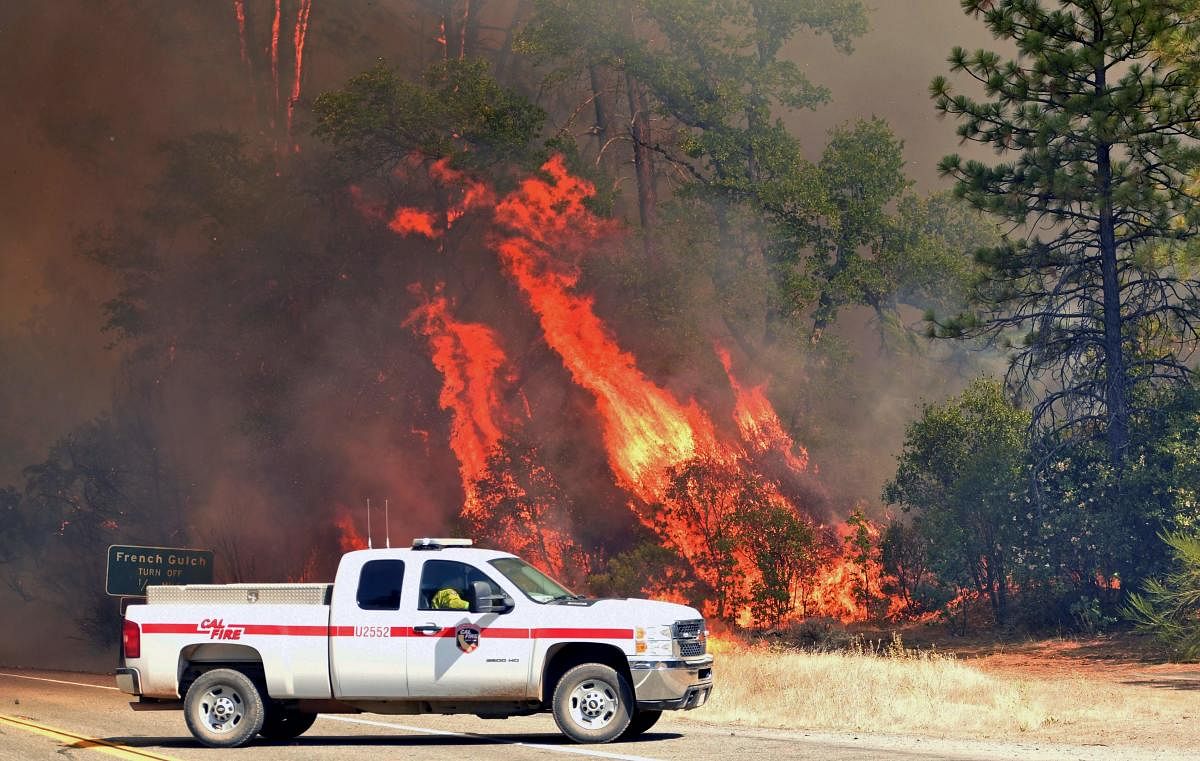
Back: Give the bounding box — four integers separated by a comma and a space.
366, 497, 373, 549
384, 499, 391, 548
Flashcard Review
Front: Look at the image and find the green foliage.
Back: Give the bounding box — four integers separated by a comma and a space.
521, 0, 871, 337
931, 0, 1200, 464
884, 378, 1030, 624
313, 59, 546, 173
1070, 596, 1116, 635
770, 119, 999, 347
587, 540, 694, 601
740, 501, 816, 628
843, 505, 877, 613
1127, 531, 1200, 659
880, 518, 939, 616
655, 458, 763, 621
1022, 385, 1200, 626
882, 375, 1200, 631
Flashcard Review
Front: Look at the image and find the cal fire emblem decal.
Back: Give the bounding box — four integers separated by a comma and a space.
455, 623, 481, 653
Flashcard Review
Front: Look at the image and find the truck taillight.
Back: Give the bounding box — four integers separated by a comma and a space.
122, 619, 141, 659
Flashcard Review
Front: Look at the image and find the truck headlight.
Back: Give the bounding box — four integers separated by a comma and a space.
635, 624, 672, 640
634, 624, 673, 655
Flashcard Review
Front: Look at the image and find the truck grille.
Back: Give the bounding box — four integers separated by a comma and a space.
673, 619, 707, 657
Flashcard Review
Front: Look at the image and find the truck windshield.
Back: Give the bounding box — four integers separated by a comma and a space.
489, 557, 576, 603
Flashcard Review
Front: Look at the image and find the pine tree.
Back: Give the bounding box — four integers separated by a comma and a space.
932, 0, 1200, 466
1127, 531, 1200, 658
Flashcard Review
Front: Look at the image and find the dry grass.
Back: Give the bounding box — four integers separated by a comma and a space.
682, 635, 1200, 749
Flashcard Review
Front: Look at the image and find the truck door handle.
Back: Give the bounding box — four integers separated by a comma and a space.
413, 624, 441, 636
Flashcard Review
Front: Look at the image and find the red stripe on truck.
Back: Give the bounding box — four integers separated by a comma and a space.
141, 623, 202, 634
414, 627, 531, 638
481, 628, 531, 638
140, 624, 632, 639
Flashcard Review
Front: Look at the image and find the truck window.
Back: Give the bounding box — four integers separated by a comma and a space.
418, 559, 503, 610
489, 557, 575, 603
356, 559, 406, 610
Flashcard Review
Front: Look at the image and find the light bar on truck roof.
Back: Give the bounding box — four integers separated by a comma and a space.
411, 538, 473, 550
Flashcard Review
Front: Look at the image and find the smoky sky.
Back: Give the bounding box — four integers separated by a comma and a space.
0, 0, 999, 516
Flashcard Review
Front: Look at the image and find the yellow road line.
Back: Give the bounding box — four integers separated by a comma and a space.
0, 713, 180, 761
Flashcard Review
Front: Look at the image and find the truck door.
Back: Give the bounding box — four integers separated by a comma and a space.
329, 557, 410, 699
406, 558, 532, 699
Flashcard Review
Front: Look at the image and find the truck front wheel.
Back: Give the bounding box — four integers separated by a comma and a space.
551, 663, 633, 744
183, 668, 265, 748
619, 709, 662, 740
259, 705, 318, 741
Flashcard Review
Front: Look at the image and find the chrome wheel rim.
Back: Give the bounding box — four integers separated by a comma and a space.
568, 679, 618, 730
197, 683, 245, 733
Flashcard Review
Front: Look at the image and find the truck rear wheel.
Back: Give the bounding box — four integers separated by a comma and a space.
259, 705, 318, 741
183, 668, 265, 748
551, 663, 633, 744
619, 709, 662, 739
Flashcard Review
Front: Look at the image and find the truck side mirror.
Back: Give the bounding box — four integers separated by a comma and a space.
470, 580, 514, 613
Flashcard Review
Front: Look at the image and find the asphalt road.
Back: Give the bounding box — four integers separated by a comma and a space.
0, 670, 1178, 761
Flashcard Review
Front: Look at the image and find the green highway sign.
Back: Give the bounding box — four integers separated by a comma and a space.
106, 544, 214, 597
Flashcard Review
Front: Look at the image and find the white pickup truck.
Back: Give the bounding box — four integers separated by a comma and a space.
116, 538, 713, 747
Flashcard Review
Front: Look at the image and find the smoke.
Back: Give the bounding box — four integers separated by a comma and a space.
0, 1, 1004, 664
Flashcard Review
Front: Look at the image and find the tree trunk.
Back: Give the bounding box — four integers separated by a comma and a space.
624, 71, 657, 253
588, 64, 614, 168
461, 0, 480, 59
1095, 65, 1129, 468
439, 0, 457, 60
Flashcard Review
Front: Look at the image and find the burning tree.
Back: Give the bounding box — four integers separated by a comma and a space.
739, 500, 817, 628
653, 458, 819, 626
655, 459, 764, 622
470, 440, 590, 586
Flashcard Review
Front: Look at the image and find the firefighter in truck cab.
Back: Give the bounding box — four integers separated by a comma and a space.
427, 560, 484, 609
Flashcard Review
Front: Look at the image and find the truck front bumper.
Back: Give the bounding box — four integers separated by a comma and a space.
628, 655, 713, 710
114, 667, 141, 695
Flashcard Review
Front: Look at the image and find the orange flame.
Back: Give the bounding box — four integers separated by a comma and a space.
404, 287, 510, 520
232, 0, 248, 64
287, 0, 314, 146
715, 344, 809, 472
390, 208, 441, 239
270, 0, 282, 120
493, 156, 729, 504
383, 159, 493, 240
367, 155, 905, 625
430, 158, 494, 226
335, 505, 368, 552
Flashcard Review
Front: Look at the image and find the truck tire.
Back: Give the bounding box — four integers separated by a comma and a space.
551, 663, 633, 744
259, 705, 318, 741
183, 668, 265, 748
618, 709, 662, 740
